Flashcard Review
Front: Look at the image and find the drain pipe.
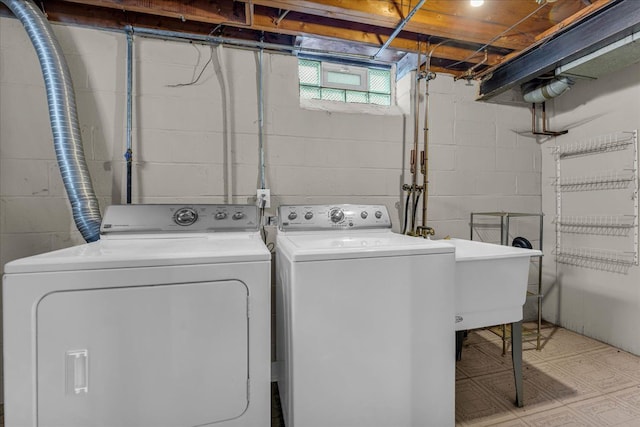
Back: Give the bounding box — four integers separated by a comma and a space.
2, 0, 102, 242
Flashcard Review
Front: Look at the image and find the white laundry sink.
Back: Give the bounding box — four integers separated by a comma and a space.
445, 238, 542, 331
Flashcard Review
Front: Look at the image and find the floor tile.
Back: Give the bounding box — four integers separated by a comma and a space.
457, 344, 513, 377
519, 406, 599, 426
567, 395, 640, 426
523, 361, 600, 404
473, 370, 562, 416
455, 378, 518, 426
551, 354, 637, 394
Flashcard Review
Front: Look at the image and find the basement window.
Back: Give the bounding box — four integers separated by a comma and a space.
298, 59, 392, 106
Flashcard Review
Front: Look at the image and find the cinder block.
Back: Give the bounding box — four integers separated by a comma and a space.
429, 145, 456, 171
474, 172, 517, 195
0, 46, 42, 86
134, 162, 225, 198
0, 159, 50, 196
429, 170, 477, 197
455, 99, 496, 124
456, 146, 496, 171
454, 119, 496, 147
3, 196, 73, 233
137, 94, 223, 132
53, 23, 118, 58
136, 129, 223, 164
496, 148, 537, 172
0, 84, 54, 160
516, 172, 541, 196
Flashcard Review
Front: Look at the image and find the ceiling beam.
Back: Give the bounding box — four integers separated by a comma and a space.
478, 0, 640, 100
58, 0, 247, 24
238, 0, 535, 50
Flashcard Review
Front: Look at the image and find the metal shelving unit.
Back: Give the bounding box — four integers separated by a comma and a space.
470, 211, 544, 352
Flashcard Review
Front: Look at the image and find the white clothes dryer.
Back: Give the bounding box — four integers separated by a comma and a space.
3, 204, 271, 427
275, 204, 456, 427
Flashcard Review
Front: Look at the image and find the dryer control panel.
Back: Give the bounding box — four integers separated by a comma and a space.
278, 204, 391, 231
100, 204, 259, 235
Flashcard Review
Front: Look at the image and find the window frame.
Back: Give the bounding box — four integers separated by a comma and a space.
298, 57, 394, 107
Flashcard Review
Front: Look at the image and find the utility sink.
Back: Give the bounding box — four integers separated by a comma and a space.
445, 238, 542, 331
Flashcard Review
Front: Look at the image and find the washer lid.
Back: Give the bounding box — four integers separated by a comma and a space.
4, 233, 270, 274
277, 231, 454, 261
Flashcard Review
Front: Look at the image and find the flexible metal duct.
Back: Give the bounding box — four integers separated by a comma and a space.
2, 0, 102, 242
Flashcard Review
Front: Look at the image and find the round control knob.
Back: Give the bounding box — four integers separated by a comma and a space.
288, 212, 298, 220
360, 211, 368, 219
232, 212, 245, 220
304, 212, 314, 220
375, 210, 383, 219
174, 207, 198, 226
215, 212, 227, 220
330, 208, 345, 223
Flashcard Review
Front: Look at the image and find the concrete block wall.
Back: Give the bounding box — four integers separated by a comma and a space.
541, 62, 640, 355
1, 17, 538, 402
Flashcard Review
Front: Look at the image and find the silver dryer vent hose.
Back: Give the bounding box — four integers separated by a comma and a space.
2, 0, 102, 242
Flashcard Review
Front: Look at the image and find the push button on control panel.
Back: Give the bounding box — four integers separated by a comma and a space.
288, 212, 298, 220
304, 212, 314, 220
215, 212, 227, 220
232, 212, 245, 220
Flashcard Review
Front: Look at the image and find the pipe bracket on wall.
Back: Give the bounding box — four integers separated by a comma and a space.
531, 102, 568, 137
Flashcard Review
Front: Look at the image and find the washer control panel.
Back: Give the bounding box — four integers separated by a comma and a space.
278, 204, 391, 231
101, 204, 259, 235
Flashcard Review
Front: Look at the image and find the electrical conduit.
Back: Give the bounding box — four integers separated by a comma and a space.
1, 0, 102, 242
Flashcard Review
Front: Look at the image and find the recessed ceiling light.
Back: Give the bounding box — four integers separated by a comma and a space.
470, 0, 484, 6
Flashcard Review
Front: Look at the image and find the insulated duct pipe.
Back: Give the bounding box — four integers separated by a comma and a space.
522, 76, 574, 104
2, 0, 102, 242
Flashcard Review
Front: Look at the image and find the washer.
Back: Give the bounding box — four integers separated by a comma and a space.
3, 204, 271, 427
275, 204, 456, 427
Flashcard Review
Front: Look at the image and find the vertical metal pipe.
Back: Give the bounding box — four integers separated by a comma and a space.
421, 43, 430, 229
257, 45, 265, 190
125, 29, 133, 204
410, 41, 421, 234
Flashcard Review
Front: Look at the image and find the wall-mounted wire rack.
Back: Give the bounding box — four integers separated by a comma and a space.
551, 131, 636, 158
554, 247, 635, 273
553, 130, 638, 270
553, 215, 635, 236
555, 171, 635, 191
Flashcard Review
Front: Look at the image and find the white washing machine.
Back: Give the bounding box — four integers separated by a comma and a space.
3, 204, 271, 427
275, 204, 456, 427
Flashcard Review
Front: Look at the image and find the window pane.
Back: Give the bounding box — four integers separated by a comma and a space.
369, 69, 391, 94
300, 85, 321, 100
327, 71, 361, 87
321, 88, 346, 102
346, 91, 368, 103
369, 93, 391, 106
299, 59, 320, 85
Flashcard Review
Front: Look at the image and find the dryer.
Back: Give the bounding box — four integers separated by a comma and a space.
3, 204, 271, 427
275, 204, 456, 427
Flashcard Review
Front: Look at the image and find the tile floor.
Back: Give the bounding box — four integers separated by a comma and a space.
271, 322, 640, 426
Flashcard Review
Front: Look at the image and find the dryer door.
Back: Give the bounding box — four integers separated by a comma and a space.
36, 280, 249, 427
